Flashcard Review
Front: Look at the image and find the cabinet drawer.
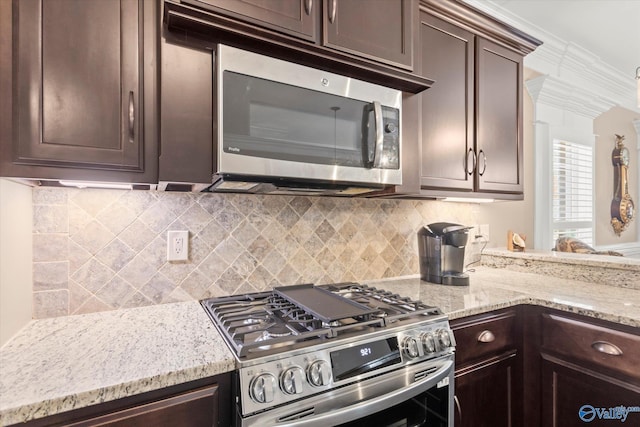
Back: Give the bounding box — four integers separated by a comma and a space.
451, 309, 518, 366
541, 313, 640, 381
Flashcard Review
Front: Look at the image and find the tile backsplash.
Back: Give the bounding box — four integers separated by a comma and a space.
31, 188, 479, 318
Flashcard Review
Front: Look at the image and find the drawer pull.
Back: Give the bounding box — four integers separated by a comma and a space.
592, 341, 623, 356
477, 330, 495, 343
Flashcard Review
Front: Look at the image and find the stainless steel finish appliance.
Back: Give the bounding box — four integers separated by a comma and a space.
209, 44, 402, 195
418, 222, 472, 286
201, 283, 455, 427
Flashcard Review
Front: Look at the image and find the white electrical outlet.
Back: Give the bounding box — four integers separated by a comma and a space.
167, 230, 189, 261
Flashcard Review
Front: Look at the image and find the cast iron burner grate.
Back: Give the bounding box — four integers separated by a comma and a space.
201, 283, 442, 359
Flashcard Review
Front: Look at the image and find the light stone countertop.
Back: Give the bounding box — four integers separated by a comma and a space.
0, 301, 235, 426
1, 267, 639, 426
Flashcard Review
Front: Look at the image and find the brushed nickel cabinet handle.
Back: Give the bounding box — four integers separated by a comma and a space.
477, 330, 495, 343
591, 341, 623, 356
304, 0, 312, 15
466, 148, 476, 175
478, 149, 487, 176
454, 395, 462, 423
329, 0, 337, 23
128, 91, 135, 143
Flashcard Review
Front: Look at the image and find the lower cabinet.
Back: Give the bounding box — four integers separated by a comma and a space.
450, 308, 522, 427
17, 374, 231, 427
539, 310, 640, 427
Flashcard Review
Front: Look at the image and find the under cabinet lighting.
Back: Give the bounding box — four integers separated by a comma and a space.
59, 180, 133, 190
441, 197, 495, 203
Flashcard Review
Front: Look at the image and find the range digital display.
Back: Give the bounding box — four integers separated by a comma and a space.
330, 338, 401, 381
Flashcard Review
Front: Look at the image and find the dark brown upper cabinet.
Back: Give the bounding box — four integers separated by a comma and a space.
180, 0, 318, 42
394, 1, 540, 200
164, 0, 429, 93
0, 0, 158, 183
322, 0, 414, 69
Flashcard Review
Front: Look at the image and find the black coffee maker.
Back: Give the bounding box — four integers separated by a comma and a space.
418, 222, 472, 286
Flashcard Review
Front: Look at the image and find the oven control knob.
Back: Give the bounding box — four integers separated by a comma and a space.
280, 366, 305, 395
421, 332, 437, 354
249, 373, 277, 404
307, 360, 331, 387
403, 336, 420, 359
437, 329, 452, 349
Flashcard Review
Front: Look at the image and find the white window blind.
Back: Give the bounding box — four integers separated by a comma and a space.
552, 139, 593, 245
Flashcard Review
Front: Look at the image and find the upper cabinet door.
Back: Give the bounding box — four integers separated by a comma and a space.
323, 0, 414, 70
475, 38, 523, 193
13, 0, 144, 173
184, 0, 318, 41
419, 13, 474, 192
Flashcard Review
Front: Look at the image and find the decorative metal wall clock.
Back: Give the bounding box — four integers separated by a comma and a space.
611, 134, 635, 235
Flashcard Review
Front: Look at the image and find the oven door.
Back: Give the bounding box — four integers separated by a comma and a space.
240, 356, 454, 427
216, 44, 402, 186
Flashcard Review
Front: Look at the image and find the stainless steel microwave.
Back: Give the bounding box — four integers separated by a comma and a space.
210, 44, 402, 195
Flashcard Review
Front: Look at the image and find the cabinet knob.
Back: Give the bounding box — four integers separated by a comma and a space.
591, 341, 623, 356
477, 330, 495, 343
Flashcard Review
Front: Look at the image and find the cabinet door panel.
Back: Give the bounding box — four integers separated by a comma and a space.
184, 0, 317, 41
476, 38, 523, 193
454, 353, 516, 427
419, 13, 473, 191
542, 355, 640, 427
323, 0, 414, 69
14, 0, 142, 170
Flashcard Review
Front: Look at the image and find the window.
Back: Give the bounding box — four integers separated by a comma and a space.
551, 139, 594, 245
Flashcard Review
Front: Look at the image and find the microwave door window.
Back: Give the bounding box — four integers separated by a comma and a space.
223, 71, 367, 168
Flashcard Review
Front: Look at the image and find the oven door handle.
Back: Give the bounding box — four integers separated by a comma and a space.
276, 359, 453, 427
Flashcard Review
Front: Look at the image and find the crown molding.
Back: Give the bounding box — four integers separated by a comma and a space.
462, 0, 639, 113
526, 75, 616, 119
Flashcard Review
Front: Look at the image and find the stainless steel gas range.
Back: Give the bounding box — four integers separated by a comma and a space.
201, 283, 455, 427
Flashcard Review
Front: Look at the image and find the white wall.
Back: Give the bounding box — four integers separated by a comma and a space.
0, 179, 33, 346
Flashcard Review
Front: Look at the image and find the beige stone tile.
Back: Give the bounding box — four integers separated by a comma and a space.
139, 200, 178, 233
138, 235, 168, 270
69, 280, 93, 314
118, 254, 157, 290
71, 259, 115, 294
163, 287, 194, 304
68, 203, 94, 236
216, 268, 245, 294
246, 211, 272, 232
33, 187, 67, 205
302, 233, 324, 258
289, 196, 312, 217
139, 273, 177, 304
197, 252, 229, 283
261, 249, 286, 276
198, 220, 228, 249
231, 252, 258, 280
119, 219, 156, 253
96, 202, 137, 235
33, 290, 68, 318
70, 220, 115, 255
276, 205, 299, 229
158, 192, 195, 216
117, 190, 158, 216
231, 220, 259, 248
120, 292, 154, 309
234, 281, 259, 295
179, 269, 213, 300
316, 248, 336, 271
196, 192, 227, 215
214, 237, 244, 265
33, 234, 68, 262
260, 195, 287, 215
290, 249, 313, 275
33, 205, 68, 233
276, 264, 301, 286
96, 238, 136, 273
178, 203, 212, 235
230, 193, 259, 214
74, 296, 112, 315
289, 221, 314, 245
247, 235, 272, 260
247, 265, 274, 291
315, 219, 337, 243
33, 261, 68, 291
68, 240, 93, 274
214, 203, 244, 232
95, 276, 136, 309
70, 188, 122, 217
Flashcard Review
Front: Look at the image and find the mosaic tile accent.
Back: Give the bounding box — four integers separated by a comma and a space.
31, 188, 480, 318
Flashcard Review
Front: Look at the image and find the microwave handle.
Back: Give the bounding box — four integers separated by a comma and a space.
363, 101, 384, 169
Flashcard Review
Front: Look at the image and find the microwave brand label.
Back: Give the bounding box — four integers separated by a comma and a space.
228, 147, 241, 153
